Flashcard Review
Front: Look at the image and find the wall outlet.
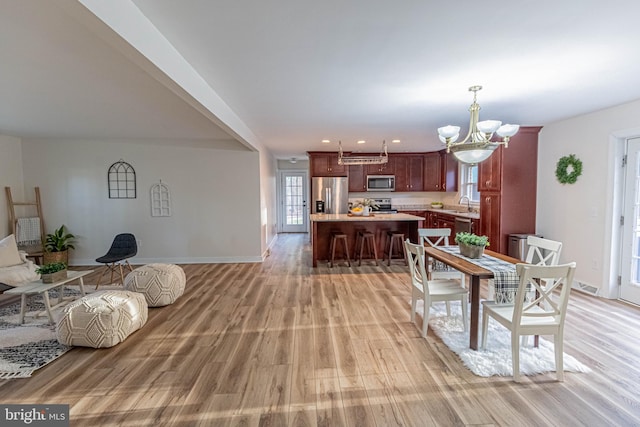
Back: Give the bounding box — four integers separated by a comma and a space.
137, 239, 142, 248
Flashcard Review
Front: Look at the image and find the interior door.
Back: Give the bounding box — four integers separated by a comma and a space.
280, 171, 308, 233
620, 137, 640, 304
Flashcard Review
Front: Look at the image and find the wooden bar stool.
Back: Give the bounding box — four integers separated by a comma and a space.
355, 230, 378, 266
329, 232, 351, 268
384, 231, 406, 266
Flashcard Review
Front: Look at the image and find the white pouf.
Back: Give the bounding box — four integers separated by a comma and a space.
56, 290, 148, 348
124, 263, 186, 307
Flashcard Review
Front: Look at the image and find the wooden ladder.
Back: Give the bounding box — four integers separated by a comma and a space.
5, 186, 45, 263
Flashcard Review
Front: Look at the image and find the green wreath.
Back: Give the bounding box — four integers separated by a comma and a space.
555, 154, 583, 184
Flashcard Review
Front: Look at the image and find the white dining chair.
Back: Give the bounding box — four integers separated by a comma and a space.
418, 228, 467, 316
481, 262, 577, 382
405, 239, 468, 337
488, 235, 563, 301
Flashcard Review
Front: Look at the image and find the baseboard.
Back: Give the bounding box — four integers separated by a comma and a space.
71, 256, 264, 266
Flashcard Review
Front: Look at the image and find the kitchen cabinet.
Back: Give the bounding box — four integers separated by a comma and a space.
423, 153, 441, 191
348, 164, 367, 192
394, 155, 424, 192
478, 126, 542, 254
308, 152, 348, 177
440, 150, 458, 192
367, 156, 395, 175
478, 149, 501, 192
424, 151, 458, 192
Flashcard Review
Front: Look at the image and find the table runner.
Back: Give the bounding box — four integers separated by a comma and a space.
437, 246, 522, 303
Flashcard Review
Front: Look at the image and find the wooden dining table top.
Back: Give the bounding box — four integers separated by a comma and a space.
424, 246, 522, 277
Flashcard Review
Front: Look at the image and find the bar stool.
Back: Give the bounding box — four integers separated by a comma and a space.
384, 231, 406, 266
329, 232, 351, 268
355, 230, 378, 266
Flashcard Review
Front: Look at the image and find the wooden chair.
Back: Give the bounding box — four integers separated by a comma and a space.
481, 262, 577, 382
405, 239, 468, 337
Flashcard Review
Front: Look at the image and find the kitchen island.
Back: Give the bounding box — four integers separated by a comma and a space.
310, 213, 425, 267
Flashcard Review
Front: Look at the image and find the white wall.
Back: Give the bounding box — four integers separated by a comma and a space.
537, 99, 640, 298
259, 148, 278, 256
19, 138, 264, 265
0, 135, 25, 237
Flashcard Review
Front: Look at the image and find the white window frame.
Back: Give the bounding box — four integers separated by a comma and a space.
460, 163, 480, 204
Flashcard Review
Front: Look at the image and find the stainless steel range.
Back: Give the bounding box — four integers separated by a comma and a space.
371, 198, 397, 214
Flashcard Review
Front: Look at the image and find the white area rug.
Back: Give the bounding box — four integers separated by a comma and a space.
414, 300, 591, 378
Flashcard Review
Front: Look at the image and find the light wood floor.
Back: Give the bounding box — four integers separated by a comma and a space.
1, 234, 640, 426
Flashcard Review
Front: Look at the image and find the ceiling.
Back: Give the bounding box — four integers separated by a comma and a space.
3, 1, 640, 159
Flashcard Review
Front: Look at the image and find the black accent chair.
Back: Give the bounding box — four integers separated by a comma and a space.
95, 233, 137, 289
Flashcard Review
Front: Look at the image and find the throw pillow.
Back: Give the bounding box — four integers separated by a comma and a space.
0, 234, 23, 268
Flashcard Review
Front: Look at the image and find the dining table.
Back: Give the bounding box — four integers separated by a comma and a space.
424, 246, 522, 350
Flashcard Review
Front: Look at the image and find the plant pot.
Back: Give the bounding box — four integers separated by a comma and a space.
41, 269, 67, 283
459, 242, 485, 259
43, 250, 68, 266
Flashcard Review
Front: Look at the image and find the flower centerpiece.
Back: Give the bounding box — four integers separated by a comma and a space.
455, 232, 489, 259
36, 262, 68, 283
351, 198, 379, 216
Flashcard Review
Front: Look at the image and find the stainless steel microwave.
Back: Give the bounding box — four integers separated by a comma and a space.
366, 175, 395, 191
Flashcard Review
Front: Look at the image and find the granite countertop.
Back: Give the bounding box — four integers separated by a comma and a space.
394, 205, 480, 220
310, 213, 424, 222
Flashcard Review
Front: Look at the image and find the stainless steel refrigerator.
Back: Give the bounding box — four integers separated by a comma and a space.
311, 177, 349, 214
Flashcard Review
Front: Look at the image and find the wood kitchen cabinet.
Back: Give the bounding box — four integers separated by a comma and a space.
424, 151, 458, 192
478, 126, 542, 254
367, 156, 395, 175
423, 153, 441, 191
394, 154, 424, 192
440, 150, 458, 192
348, 164, 367, 192
308, 152, 348, 177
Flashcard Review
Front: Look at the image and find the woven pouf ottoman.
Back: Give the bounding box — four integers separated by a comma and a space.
124, 263, 186, 307
56, 290, 148, 348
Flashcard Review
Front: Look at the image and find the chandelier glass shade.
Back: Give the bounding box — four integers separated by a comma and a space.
437, 85, 519, 164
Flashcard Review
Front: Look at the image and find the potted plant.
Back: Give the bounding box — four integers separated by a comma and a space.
36, 262, 68, 283
455, 232, 489, 259
43, 225, 76, 265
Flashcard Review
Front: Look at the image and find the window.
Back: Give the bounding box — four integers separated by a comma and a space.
460, 164, 479, 203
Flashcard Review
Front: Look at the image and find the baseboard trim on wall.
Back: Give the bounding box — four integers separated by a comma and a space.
71, 256, 264, 266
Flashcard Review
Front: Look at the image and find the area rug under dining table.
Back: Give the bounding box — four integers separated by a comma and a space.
414, 300, 591, 377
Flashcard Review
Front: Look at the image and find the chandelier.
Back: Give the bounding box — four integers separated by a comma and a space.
338, 140, 388, 165
437, 85, 519, 164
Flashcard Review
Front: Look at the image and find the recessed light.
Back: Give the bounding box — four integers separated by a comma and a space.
392, 139, 401, 143
357, 140, 366, 144
321, 139, 331, 143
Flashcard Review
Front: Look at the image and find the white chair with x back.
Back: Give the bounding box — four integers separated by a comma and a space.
405, 239, 468, 337
481, 262, 577, 382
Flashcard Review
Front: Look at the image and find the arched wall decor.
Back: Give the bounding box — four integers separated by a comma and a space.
150, 180, 171, 217
108, 159, 136, 199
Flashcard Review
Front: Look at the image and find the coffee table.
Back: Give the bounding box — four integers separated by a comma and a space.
5, 270, 93, 324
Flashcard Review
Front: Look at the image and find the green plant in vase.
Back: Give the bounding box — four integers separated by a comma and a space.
36, 262, 68, 283
43, 225, 76, 265
455, 232, 489, 259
